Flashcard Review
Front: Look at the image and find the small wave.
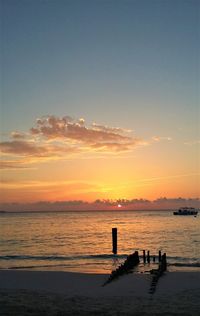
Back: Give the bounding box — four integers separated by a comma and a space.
169, 262, 200, 268
0, 254, 127, 261
5, 264, 70, 270
1, 254, 199, 269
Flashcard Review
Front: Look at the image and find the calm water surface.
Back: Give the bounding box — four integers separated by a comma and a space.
0, 210, 199, 273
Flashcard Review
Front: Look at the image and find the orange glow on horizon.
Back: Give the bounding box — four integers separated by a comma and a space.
1, 144, 199, 203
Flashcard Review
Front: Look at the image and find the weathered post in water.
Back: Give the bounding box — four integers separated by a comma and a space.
143, 250, 146, 263
112, 228, 117, 254
158, 250, 161, 262
162, 253, 167, 271
147, 250, 150, 263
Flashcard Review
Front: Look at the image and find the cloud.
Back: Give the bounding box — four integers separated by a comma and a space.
29, 115, 149, 153
0, 179, 100, 191
152, 136, 172, 142
0, 115, 169, 169
0, 140, 78, 157
1, 197, 199, 211
92, 122, 132, 134
90, 140, 143, 152
11, 131, 26, 139
184, 140, 200, 146
0, 139, 78, 169
0, 160, 33, 169
30, 115, 133, 145
0, 140, 50, 157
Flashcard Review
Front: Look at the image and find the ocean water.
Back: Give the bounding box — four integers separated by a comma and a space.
0, 210, 199, 273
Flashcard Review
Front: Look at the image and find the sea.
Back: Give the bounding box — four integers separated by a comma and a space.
0, 210, 199, 274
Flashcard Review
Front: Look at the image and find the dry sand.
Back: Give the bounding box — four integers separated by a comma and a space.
0, 270, 200, 315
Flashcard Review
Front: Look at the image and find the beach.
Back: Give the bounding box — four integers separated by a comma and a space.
1, 210, 199, 315
1, 270, 200, 315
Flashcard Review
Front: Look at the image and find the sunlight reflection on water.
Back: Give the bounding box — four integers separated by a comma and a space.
0, 210, 199, 273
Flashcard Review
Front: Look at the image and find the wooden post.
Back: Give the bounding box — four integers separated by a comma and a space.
162, 253, 167, 271
143, 250, 146, 263
112, 228, 117, 254
147, 250, 150, 263
158, 250, 161, 262
153, 255, 156, 262
135, 251, 140, 263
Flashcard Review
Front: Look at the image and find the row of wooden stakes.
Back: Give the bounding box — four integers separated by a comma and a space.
103, 250, 167, 287
103, 251, 139, 286
142, 249, 163, 263
149, 253, 167, 294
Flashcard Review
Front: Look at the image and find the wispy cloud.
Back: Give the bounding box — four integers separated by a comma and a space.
0, 140, 50, 156
136, 173, 200, 183
0, 140, 78, 157
0, 160, 34, 170
184, 140, 200, 146
151, 136, 172, 142
0, 179, 100, 191
0, 115, 171, 169
10, 131, 26, 139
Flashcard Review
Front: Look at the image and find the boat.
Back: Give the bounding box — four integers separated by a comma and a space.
173, 207, 198, 216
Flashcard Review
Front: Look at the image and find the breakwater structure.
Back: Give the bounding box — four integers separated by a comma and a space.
102, 249, 167, 287
149, 252, 167, 294
103, 228, 167, 288
103, 250, 140, 286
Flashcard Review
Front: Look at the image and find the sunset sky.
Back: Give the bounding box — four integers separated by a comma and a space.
1, 0, 199, 205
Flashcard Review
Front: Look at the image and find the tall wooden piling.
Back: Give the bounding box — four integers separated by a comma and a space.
158, 250, 161, 262
147, 250, 150, 263
143, 250, 146, 263
112, 228, 117, 254
162, 253, 167, 271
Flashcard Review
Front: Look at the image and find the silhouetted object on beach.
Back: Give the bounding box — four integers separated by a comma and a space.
149, 253, 167, 294
103, 251, 140, 286
112, 228, 117, 254
161, 253, 167, 271
147, 250, 150, 263
158, 250, 161, 262
143, 250, 146, 263
142, 250, 162, 264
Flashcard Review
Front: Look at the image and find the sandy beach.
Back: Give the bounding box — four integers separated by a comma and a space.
0, 270, 200, 315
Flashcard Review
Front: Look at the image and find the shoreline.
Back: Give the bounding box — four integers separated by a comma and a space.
1, 270, 200, 315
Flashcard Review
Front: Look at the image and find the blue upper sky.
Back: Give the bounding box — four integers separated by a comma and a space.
1, 0, 199, 140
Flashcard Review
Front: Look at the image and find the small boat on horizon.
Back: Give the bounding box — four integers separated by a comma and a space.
173, 207, 198, 216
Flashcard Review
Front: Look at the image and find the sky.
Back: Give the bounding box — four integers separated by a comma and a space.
0, 0, 199, 207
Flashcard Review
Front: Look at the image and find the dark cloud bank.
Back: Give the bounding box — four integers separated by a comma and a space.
0, 198, 199, 212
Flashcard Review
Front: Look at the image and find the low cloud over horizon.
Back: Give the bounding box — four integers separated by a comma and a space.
0, 197, 199, 212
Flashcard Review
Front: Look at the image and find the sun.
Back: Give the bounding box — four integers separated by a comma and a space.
117, 204, 122, 208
